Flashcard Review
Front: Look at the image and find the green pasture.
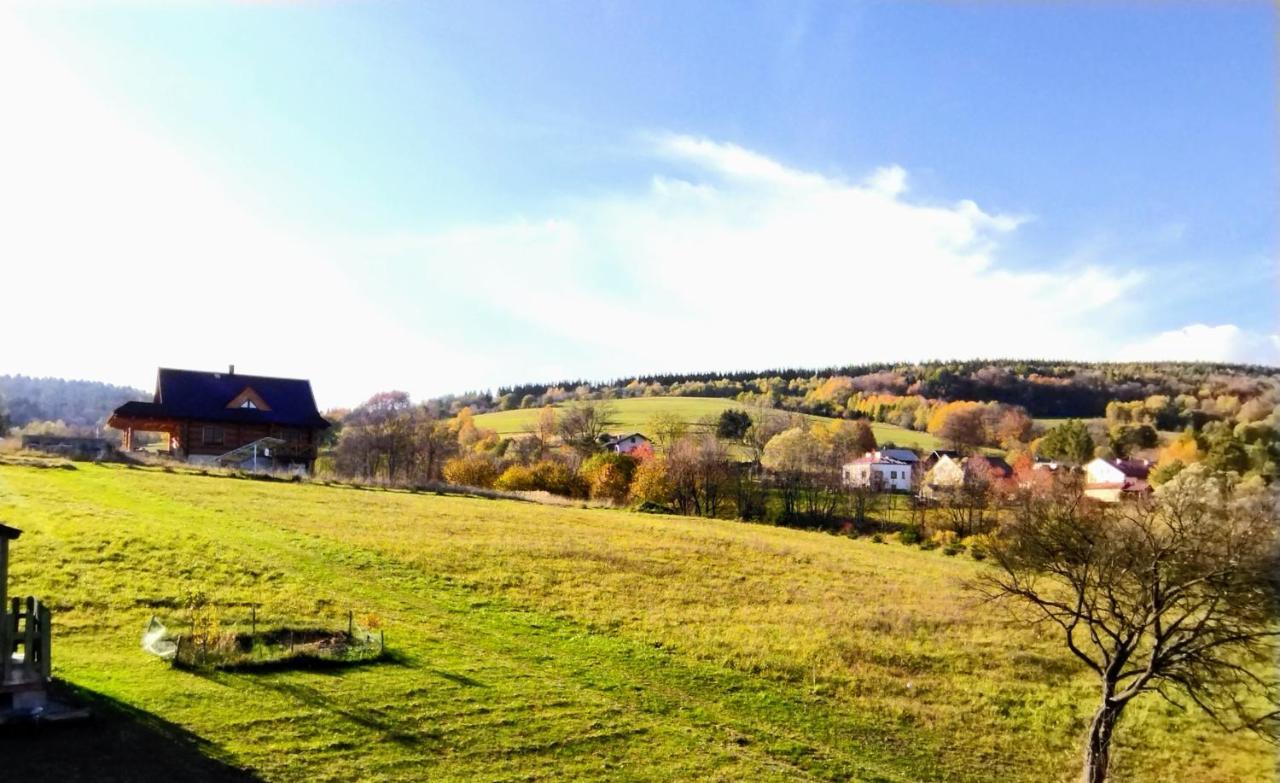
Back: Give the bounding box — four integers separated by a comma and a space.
0, 463, 1266, 782
471, 396, 945, 452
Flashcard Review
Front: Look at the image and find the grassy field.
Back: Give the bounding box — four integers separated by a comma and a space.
0, 463, 1269, 782
472, 396, 945, 451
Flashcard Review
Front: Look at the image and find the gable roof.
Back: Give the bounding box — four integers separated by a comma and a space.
604, 432, 650, 447
1110, 459, 1151, 479
0, 523, 21, 540
879, 448, 919, 463
112, 368, 329, 430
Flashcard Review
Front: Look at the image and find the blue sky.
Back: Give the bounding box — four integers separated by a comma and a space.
2, 2, 1276, 406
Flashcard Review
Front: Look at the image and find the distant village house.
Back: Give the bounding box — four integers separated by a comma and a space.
108, 367, 330, 473
842, 451, 914, 492
604, 433, 651, 455
1083, 458, 1152, 502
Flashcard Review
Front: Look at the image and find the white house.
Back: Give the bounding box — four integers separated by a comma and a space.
1084, 458, 1152, 502
842, 451, 913, 492
604, 432, 652, 455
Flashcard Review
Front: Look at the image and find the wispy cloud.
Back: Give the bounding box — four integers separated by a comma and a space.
368, 134, 1165, 385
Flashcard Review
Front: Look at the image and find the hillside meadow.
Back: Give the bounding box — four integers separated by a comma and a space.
471, 395, 945, 451
0, 463, 1270, 782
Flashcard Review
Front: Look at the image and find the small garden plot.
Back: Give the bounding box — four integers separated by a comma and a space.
143, 612, 387, 672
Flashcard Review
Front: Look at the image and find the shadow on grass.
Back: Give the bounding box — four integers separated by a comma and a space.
212, 671, 438, 748
431, 669, 486, 688
0, 680, 260, 782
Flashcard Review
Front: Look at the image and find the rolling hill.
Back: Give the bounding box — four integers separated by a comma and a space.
472, 396, 946, 452
0, 462, 1267, 782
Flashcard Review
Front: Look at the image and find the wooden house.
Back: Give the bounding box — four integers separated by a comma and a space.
108, 367, 330, 473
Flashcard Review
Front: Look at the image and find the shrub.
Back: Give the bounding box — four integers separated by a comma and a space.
442, 455, 498, 488
942, 542, 964, 557
530, 460, 588, 498
870, 533, 884, 544
898, 525, 923, 545
579, 452, 639, 504
930, 530, 958, 547
494, 464, 537, 491
967, 533, 997, 561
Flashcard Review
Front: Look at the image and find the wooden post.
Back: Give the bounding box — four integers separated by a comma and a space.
39, 604, 51, 679
0, 538, 8, 624
347, 610, 354, 638
0, 603, 10, 685
251, 605, 257, 638
23, 597, 36, 670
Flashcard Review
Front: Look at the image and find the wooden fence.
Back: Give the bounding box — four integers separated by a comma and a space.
1, 596, 51, 687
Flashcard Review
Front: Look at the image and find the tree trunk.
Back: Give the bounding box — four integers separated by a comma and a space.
1082, 699, 1123, 783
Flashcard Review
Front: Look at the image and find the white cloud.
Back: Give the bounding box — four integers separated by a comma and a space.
369, 134, 1148, 381
1117, 324, 1280, 366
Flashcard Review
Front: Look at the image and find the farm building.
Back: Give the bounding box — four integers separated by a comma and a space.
842, 451, 913, 492
604, 433, 652, 455
108, 367, 330, 473
1084, 458, 1152, 502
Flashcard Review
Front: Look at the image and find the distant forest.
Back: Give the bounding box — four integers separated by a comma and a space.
431, 359, 1280, 420
0, 375, 147, 431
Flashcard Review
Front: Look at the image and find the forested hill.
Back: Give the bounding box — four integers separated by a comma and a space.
0, 375, 148, 430
436, 360, 1280, 419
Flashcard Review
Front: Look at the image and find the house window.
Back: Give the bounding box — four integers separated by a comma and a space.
240, 399, 257, 409
202, 426, 225, 447
890, 470, 898, 479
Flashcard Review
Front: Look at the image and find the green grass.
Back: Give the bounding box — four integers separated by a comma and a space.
472, 396, 945, 452
0, 463, 1268, 782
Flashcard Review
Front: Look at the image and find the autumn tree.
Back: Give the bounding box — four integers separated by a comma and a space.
978, 466, 1280, 783
994, 408, 1034, 448
666, 433, 732, 517
761, 427, 840, 523
927, 401, 988, 453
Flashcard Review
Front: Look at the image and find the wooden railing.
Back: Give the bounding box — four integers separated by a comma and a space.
1, 596, 51, 687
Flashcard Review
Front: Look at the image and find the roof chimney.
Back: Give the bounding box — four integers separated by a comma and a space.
229, 364, 235, 375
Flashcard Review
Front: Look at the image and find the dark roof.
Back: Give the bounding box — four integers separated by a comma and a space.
880, 448, 919, 462
1109, 459, 1151, 479
111, 368, 329, 429
0, 523, 21, 540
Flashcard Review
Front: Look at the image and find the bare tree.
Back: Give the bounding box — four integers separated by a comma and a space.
666, 433, 731, 517
523, 405, 559, 460
977, 465, 1280, 783
649, 412, 688, 450
557, 400, 617, 457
